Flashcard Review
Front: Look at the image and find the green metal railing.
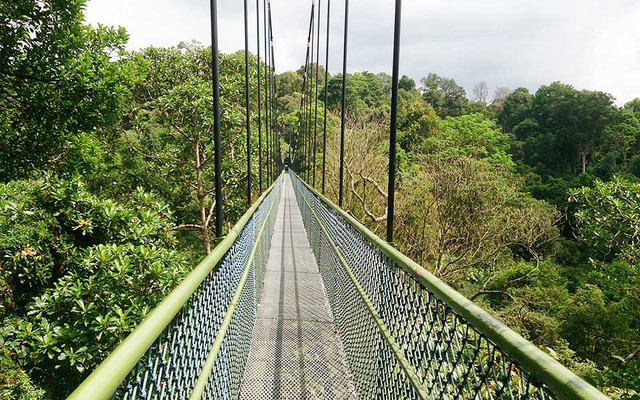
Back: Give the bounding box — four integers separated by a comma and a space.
289, 171, 608, 400
68, 174, 282, 400
69, 169, 609, 400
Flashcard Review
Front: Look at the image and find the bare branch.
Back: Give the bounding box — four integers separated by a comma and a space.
168, 224, 202, 231
204, 200, 216, 228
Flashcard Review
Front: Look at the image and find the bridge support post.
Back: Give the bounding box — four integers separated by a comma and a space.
209, 0, 223, 237
338, 0, 348, 207
386, 0, 402, 243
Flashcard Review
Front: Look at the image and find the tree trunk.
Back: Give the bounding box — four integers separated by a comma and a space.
581, 149, 587, 174
195, 140, 211, 254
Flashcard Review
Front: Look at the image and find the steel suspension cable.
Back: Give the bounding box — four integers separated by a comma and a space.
269, 3, 277, 180
312, 0, 321, 188
301, 49, 310, 174
267, 4, 272, 182
386, 0, 402, 243
298, 3, 314, 180
263, 0, 270, 184
338, 0, 348, 206
256, 0, 263, 193
243, 0, 251, 205
300, 57, 307, 174
268, 2, 277, 178
301, 54, 307, 177
303, 60, 309, 181
322, 0, 330, 194
209, 0, 223, 238
307, 7, 315, 183
297, 52, 308, 172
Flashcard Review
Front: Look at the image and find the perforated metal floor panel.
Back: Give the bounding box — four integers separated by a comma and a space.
239, 175, 358, 400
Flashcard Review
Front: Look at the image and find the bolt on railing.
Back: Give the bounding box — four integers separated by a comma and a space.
290, 171, 608, 400
68, 175, 283, 400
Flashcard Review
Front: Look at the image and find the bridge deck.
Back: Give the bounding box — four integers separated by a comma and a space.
240, 175, 357, 399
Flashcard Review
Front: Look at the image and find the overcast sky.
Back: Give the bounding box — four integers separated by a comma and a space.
85, 0, 640, 105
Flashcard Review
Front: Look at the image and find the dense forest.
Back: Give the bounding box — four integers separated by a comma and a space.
1, 1, 638, 399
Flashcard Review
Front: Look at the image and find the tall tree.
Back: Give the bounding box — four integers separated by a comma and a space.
472, 81, 489, 105
498, 87, 534, 134
0, 0, 131, 180
398, 74, 416, 91
491, 86, 512, 110
122, 45, 260, 254
419, 73, 468, 118
532, 83, 616, 174
276, 70, 304, 98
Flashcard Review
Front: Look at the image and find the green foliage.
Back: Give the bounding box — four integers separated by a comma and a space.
462, 101, 494, 119
498, 87, 534, 133
431, 113, 513, 166
0, 180, 69, 309
570, 177, 640, 261
322, 72, 388, 113
477, 260, 568, 345
398, 75, 415, 91
278, 92, 302, 114
420, 73, 468, 118
630, 155, 640, 178
3, 242, 185, 395
624, 98, 640, 120
397, 97, 439, 152
397, 154, 557, 282
500, 82, 620, 177
277, 70, 304, 98
118, 44, 270, 253
560, 286, 631, 363
0, 348, 44, 400
0, 176, 185, 396
0, 0, 132, 180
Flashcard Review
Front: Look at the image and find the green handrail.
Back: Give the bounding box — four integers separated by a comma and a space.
295, 177, 429, 399
291, 171, 609, 400
67, 174, 282, 400
189, 178, 280, 400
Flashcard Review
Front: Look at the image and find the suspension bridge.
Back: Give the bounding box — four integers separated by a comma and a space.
67, 0, 609, 399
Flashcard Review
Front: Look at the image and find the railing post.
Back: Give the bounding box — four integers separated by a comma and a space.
338, 0, 348, 207
386, 0, 402, 243
263, 0, 270, 185
210, 0, 223, 237
322, 0, 330, 195
243, 0, 251, 205
313, 0, 321, 188
256, 0, 263, 193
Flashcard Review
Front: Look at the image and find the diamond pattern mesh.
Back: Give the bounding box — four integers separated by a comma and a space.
290, 173, 558, 400
99, 171, 600, 399
239, 176, 357, 400
115, 178, 282, 399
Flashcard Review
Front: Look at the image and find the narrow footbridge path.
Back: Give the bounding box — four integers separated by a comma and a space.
239, 176, 356, 398
69, 172, 608, 400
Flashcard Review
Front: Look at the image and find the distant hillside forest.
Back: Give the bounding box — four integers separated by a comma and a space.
1, 1, 638, 399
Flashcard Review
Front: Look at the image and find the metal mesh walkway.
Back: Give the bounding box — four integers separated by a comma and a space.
71, 172, 608, 399
239, 175, 357, 399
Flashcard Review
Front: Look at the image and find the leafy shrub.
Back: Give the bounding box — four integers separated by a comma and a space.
4, 243, 186, 395
630, 154, 640, 178
0, 347, 44, 400
0, 176, 188, 396
570, 177, 640, 261
0, 180, 73, 309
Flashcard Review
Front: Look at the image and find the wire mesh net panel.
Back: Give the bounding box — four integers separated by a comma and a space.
239, 176, 358, 400
117, 179, 281, 400
290, 173, 557, 400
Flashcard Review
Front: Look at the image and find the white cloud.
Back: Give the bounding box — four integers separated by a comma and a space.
84, 0, 640, 104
